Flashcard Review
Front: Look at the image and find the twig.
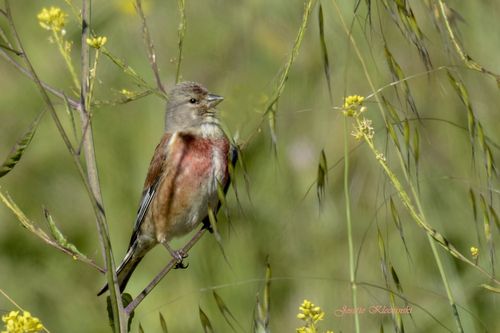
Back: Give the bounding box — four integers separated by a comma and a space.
125, 227, 208, 316
0, 48, 79, 109
135, 0, 165, 94
175, 0, 186, 84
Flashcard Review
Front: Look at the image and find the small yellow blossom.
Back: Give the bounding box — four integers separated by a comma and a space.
296, 299, 330, 333
471, 247, 479, 263
342, 95, 365, 117
86, 36, 107, 49
2, 311, 44, 333
37, 7, 68, 31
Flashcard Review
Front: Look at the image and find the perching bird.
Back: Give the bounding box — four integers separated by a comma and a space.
98, 82, 230, 296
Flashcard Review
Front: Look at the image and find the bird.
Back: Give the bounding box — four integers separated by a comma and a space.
98, 81, 230, 296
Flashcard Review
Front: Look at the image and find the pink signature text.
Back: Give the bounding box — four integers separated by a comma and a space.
335, 305, 412, 317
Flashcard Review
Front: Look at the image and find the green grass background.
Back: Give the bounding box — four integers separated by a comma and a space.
1, 0, 500, 332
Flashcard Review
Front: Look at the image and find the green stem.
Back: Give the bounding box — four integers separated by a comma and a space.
344, 115, 360, 333
53, 28, 80, 90
79, 0, 126, 331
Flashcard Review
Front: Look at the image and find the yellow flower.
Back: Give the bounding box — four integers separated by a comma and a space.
296, 299, 329, 332
2, 311, 44, 333
342, 95, 365, 117
471, 247, 479, 263
37, 7, 68, 31
86, 36, 107, 49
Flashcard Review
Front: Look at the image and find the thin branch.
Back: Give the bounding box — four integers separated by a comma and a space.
175, 0, 186, 84
135, 0, 166, 94
0, 48, 79, 109
125, 227, 208, 316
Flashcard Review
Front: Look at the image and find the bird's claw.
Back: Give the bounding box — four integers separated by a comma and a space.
170, 248, 188, 269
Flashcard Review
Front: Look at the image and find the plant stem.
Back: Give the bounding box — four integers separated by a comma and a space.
78, 0, 126, 331
343, 115, 360, 333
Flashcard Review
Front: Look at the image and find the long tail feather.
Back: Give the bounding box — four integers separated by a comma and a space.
97, 247, 144, 296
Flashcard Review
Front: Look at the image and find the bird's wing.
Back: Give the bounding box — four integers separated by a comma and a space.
129, 132, 174, 248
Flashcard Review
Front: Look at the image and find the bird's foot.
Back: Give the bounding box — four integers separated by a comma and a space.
172, 249, 189, 269
161, 241, 189, 269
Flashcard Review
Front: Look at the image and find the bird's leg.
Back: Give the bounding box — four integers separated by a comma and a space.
160, 239, 188, 269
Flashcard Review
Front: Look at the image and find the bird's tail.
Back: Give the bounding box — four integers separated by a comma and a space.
97, 247, 144, 296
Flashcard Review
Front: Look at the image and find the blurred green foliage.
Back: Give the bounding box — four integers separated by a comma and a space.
1, 0, 500, 332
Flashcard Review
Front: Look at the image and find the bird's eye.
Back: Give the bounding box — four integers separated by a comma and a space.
189, 98, 197, 104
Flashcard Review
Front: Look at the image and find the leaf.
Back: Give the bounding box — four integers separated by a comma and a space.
213, 291, 239, 332
386, 117, 400, 151
317, 150, 328, 207
227, 147, 242, 214
404, 121, 410, 153
107, 293, 134, 332
0, 108, 46, 178
199, 307, 215, 333
479, 284, 500, 294
43, 206, 88, 258
235, 144, 252, 204
318, 4, 333, 105
489, 205, 500, 231
207, 202, 228, 264
384, 45, 418, 117
378, 230, 388, 280
255, 298, 267, 332
382, 95, 402, 129
217, 180, 230, 226
479, 194, 494, 270
264, 263, 271, 327
446, 71, 462, 102
413, 128, 419, 164
159, 312, 168, 333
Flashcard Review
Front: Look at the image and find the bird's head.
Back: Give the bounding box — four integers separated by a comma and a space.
165, 81, 224, 133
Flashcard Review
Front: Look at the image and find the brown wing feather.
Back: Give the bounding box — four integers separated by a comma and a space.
141, 132, 174, 199
129, 132, 174, 248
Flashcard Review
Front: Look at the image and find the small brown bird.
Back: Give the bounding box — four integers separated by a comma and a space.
98, 82, 230, 295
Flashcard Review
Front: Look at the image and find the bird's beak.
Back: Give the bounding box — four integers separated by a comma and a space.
207, 94, 224, 109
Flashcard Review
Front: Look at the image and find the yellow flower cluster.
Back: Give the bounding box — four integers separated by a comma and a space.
342, 95, 365, 117
37, 7, 68, 31
2, 311, 44, 333
296, 300, 332, 333
471, 247, 479, 262
86, 37, 107, 49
